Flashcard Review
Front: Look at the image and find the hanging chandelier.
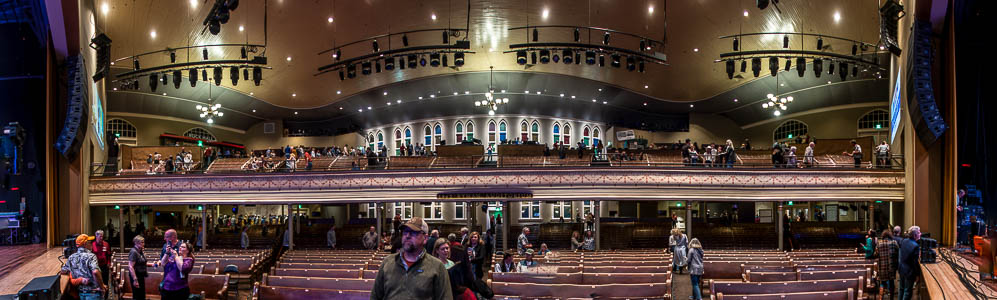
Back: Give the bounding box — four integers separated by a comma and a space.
196, 85, 223, 123
474, 67, 508, 115
761, 73, 794, 116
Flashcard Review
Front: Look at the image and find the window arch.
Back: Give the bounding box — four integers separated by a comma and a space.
499, 120, 507, 143
368, 133, 376, 150
376, 131, 384, 151
394, 129, 403, 155
404, 127, 412, 148
487, 120, 497, 149
434, 123, 443, 149
583, 126, 591, 147
184, 127, 216, 141
552, 122, 561, 143
593, 127, 602, 147
858, 109, 889, 131
465, 121, 474, 141
424, 125, 432, 147
531, 121, 540, 143
563, 124, 571, 144
773, 120, 809, 142
520, 121, 529, 142
107, 118, 137, 140
455, 122, 464, 143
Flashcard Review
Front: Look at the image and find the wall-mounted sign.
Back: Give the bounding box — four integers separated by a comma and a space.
616, 130, 636, 141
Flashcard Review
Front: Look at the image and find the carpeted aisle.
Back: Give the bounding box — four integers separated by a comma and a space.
672, 271, 692, 300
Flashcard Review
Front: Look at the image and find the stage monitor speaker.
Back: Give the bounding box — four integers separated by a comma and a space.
54, 56, 89, 161
17, 275, 60, 300
905, 20, 947, 146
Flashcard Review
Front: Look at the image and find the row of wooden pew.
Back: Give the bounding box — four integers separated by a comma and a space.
252, 250, 385, 300
488, 250, 674, 299
111, 248, 272, 300
703, 249, 874, 300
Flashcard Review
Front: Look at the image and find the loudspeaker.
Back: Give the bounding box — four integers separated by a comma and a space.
54, 56, 89, 161
905, 20, 947, 146
17, 275, 60, 300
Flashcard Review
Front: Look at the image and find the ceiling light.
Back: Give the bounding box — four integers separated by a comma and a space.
766, 93, 774, 99
112, 87, 117, 91
570, 96, 575, 99
367, 106, 372, 110
690, 104, 694, 108
252, 109, 256, 112
644, 85, 649, 89
525, 90, 530, 94
648, 5, 654, 14
453, 92, 459, 95
207, 118, 214, 124
358, 109, 363, 112
328, 17, 334, 23
733, 98, 738, 102
383, 91, 388, 95
536, 91, 541, 94
239, 25, 244, 31
286, 56, 292, 62
602, 101, 607, 104
190, 0, 197, 8
598, 88, 602, 91
101, 3, 109, 14
516, 51, 527, 65
294, 112, 298, 115
743, 10, 749, 17
418, 96, 423, 99
431, 13, 437, 20
292, 93, 296, 97
397, 99, 402, 103
693, 48, 698, 52
162, 92, 167, 96
774, 110, 781, 116
430, 94, 435, 98
501, 90, 506, 93
592, 99, 597, 102
787, 96, 794, 102
833, 11, 841, 23
542, 8, 549, 19
643, 102, 648, 106
465, 91, 470, 94
386, 102, 391, 105
336, 90, 341, 94
150, 30, 156, 39
559, 93, 564, 97
340, 107, 343, 110
763, 103, 769, 108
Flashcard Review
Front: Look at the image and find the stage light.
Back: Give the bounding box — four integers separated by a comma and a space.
240, 47, 247, 59
585, 51, 596, 65
733, 38, 739, 51
202, 69, 208, 81
610, 54, 621, 68
419, 55, 427, 67
539, 50, 550, 64
852, 65, 858, 77
796, 57, 806, 77
399, 56, 406, 69
170, 51, 176, 63
552, 53, 560, 63
372, 40, 379, 52
441, 54, 448, 67
230, 67, 239, 85
598, 54, 605, 67
347, 64, 357, 78
376, 59, 383, 72
828, 60, 835, 75
852, 44, 857, 55
574, 28, 580, 42
563, 50, 573, 64
402, 34, 409, 46
173, 70, 182, 89
626, 56, 636, 71
339, 70, 345, 81
213, 67, 223, 85
740, 60, 747, 72
202, 48, 209, 60
385, 56, 396, 70
532, 28, 538, 42
839, 61, 848, 80
362, 61, 372, 75
149, 73, 158, 91
638, 59, 645, 72
430, 53, 441, 67
408, 54, 417, 68
783, 35, 789, 48
757, 0, 769, 9
726, 60, 735, 79
133, 59, 140, 70
443, 30, 450, 44
517, 51, 527, 65
751, 57, 761, 77
243, 68, 249, 80
603, 32, 610, 45
216, 7, 230, 24
454, 52, 465, 66
813, 58, 823, 77
575, 52, 581, 64
209, 19, 221, 35
531, 52, 537, 64
768, 57, 778, 77
784, 59, 791, 71
161, 72, 168, 85
335, 49, 341, 61
189, 69, 197, 87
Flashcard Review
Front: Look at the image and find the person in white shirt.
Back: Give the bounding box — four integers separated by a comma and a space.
240, 226, 249, 249
842, 140, 863, 168
875, 141, 891, 168
804, 142, 816, 167
703, 146, 713, 167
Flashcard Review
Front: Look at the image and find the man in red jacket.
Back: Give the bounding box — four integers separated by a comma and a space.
90, 230, 112, 285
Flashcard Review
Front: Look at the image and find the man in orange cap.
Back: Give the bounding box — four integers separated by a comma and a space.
60, 234, 106, 300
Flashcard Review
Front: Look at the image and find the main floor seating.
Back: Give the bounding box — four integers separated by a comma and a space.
488, 250, 673, 299
112, 248, 271, 300
697, 249, 873, 299
252, 250, 380, 299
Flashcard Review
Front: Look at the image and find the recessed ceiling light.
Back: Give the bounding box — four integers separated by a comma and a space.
189, 0, 198, 8
453, 92, 458, 95
239, 25, 244, 32
101, 3, 109, 14
743, 10, 749, 17
294, 112, 298, 115
648, 5, 654, 14
602, 101, 607, 104
396, 100, 402, 103
431, 13, 437, 20
592, 99, 597, 102
833, 11, 841, 23
336, 90, 342, 94
418, 96, 423, 100
559, 93, 564, 97
430, 94, 435, 98
644, 85, 649, 89
542, 8, 549, 19
358, 109, 363, 112
340, 107, 343, 110
693, 48, 699, 52
150, 30, 157, 39
367, 106, 372, 110
328, 17, 334, 23
387, 102, 391, 105
643, 102, 648, 106
286, 56, 292, 61
252, 109, 256, 112
598, 88, 602, 91
733, 98, 739, 102
690, 104, 694, 108
383, 91, 388, 95
571, 95, 576, 99
292, 93, 296, 97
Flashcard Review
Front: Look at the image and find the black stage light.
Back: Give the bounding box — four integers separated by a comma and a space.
783, 35, 789, 48
740, 60, 747, 72
757, 0, 769, 9
638, 59, 645, 72
189, 69, 198, 87
598, 54, 605, 67
532, 28, 538, 42
768, 56, 778, 77
562, 50, 573, 64
751, 57, 762, 77
726, 60, 735, 79
408, 54, 417, 68
574, 52, 581, 64
852, 44, 858, 55
243, 68, 249, 80
335, 49, 341, 61
202, 48, 209, 60
230, 67, 239, 85
626, 56, 636, 71
419, 55, 427, 67
784, 59, 791, 71
149, 73, 158, 91
442, 54, 448, 67
443, 30, 450, 44
241, 47, 247, 59
610, 54, 621, 68
733, 38, 739, 51
531, 52, 537, 65
376, 60, 382, 72
517, 51, 527, 65
796, 57, 806, 77
202, 69, 208, 81
227, 0, 239, 11
839, 61, 848, 81
170, 52, 176, 63
552, 53, 560, 63
339, 70, 345, 81
385, 56, 396, 70
402, 34, 409, 46
539, 50, 550, 64
173, 70, 182, 89
454, 52, 465, 66
213, 67, 223, 86
585, 51, 596, 65
574, 28, 580, 41
399, 56, 406, 69
362, 61, 372, 75
852, 65, 858, 77
603, 32, 610, 45
217, 7, 230, 24
372, 40, 379, 52
640, 40, 646, 51
209, 19, 221, 35
813, 58, 823, 77
430, 53, 441, 67
816, 37, 823, 50
161, 72, 168, 85
828, 60, 835, 75
347, 64, 357, 78
133, 59, 140, 70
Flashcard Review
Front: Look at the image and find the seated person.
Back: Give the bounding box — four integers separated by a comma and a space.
537, 243, 551, 256
517, 249, 538, 272
494, 252, 516, 273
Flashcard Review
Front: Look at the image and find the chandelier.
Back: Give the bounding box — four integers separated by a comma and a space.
761, 73, 794, 116
474, 67, 508, 115
196, 85, 223, 124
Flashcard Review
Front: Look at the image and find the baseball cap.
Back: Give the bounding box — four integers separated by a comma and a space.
402, 217, 429, 234
76, 234, 95, 246
525, 249, 535, 256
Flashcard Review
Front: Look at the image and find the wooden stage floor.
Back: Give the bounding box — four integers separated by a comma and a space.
0, 245, 66, 295
921, 247, 997, 299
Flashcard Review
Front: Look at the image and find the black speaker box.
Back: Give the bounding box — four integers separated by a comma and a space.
54, 56, 89, 161
17, 275, 60, 300
905, 20, 947, 146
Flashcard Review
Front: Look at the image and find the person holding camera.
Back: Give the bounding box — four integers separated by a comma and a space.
61, 234, 106, 300
158, 241, 195, 300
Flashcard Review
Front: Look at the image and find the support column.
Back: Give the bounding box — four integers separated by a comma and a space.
595, 201, 601, 250
869, 202, 875, 231
376, 203, 383, 239
201, 208, 207, 250
777, 204, 784, 251
686, 201, 693, 238
287, 204, 294, 251
502, 201, 510, 252
119, 207, 124, 250
466, 202, 473, 231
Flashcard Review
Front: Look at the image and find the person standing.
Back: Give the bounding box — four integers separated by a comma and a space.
843, 139, 863, 168
570, 231, 584, 251
687, 238, 705, 300
61, 234, 105, 300
862, 229, 877, 259
129, 235, 152, 300
90, 230, 112, 285
669, 229, 689, 274
425, 230, 440, 254
876, 141, 891, 168
875, 230, 900, 300
467, 232, 486, 279
433, 239, 454, 269
326, 225, 337, 249
158, 229, 180, 264
240, 226, 249, 249
363, 226, 379, 250
804, 142, 816, 167
897, 226, 921, 300
370, 217, 452, 300
160, 242, 194, 300
517, 227, 533, 255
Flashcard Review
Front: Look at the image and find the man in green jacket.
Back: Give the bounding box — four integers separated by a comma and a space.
371, 217, 452, 300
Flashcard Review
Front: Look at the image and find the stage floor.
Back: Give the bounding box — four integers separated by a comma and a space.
0, 246, 65, 295
923, 247, 997, 299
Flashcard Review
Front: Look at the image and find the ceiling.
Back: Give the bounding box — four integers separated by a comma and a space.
100, 0, 889, 131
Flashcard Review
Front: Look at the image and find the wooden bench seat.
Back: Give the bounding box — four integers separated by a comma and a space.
492, 282, 670, 299
716, 289, 854, 300
744, 271, 798, 282
252, 284, 369, 300
276, 262, 366, 270
119, 272, 229, 300
263, 274, 374, 291
272, 268, 362, 279
582, 266, 671, 273
710, 278, 863, 300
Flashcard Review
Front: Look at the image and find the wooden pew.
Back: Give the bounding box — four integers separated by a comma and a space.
271, 268, 362, 279
492, 282, 671, 299
715, 289, 854, 300
263, 274, 375, 291
251, 284, 369, 300
709, 278, 863, 300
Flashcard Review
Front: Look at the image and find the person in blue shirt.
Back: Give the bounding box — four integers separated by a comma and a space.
897, 226, 921, 300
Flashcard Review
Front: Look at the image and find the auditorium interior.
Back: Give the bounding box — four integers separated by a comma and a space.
1, 0, 994, 299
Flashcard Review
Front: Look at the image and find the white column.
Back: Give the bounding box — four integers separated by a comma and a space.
201, 208, 207, 250
595, 201, 602, 250
502, 201, 510, 252
777, 204, 784, 251
287, 204, 294, 251
686, 201, 693, 238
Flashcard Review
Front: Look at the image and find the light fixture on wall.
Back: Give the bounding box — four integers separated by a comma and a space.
473, 67, 508, 115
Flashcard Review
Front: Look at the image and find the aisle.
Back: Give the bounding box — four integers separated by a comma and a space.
672, 270, 692, 300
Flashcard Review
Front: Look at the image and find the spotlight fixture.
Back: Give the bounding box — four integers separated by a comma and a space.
626, 56, 636, 71
725, 60, 735, 79
402, 34, 409, 46
240, 46, 247, 59
443, 30, 450, 44
399, 56, 406, 69
161, 72, 169, 85
454, 52, 465, 66
740, 60, 747, 72
532, 28, 538, 42
751, 57, 761, 77
851, 44, 857, 55
603, 32, 610, 45
531, 52, 537, 64
430, 53, 441, 67
213, 67, 223, 85
339, 70, 345, 81
638, 59, 645, 72
347, 64, 357, 78
202, 69, 208, 81
170, 51, 176, 63
784, 59, 792, 71
230, 67, 239, 85
361, 61, 372, 75
562, 50, 573, 64
796, 57, 806, 77
441, 54, 448, 67
385, 56, 396, 70
408, 54, 418, 68
851, 65, 858, 77
372, 40, 379, 52
585, 51, 596, 65
243, 68, 249, 80
610, 54, 621, 68
639, 40, 646, 51
598, 54, 605, 67
816, 37, 823, 50
335, 49, 341, 61
813, 58, 823, 77
173, 70, 182, 89
133, 58, 140, 70
828, 60, 835, 75
783, 35, 789, 48
733, 37, 739, 51
539, 50, 550, 64
574, 52, 581, 64
552, 53, 560, 63
419, 55, 427, 67
516, 51, 527, 65
149, 73, 158, 91
838, 61, 848, 81
573, 28, 580, 42
202, 48, 209, 60
189, 69, 198, 87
